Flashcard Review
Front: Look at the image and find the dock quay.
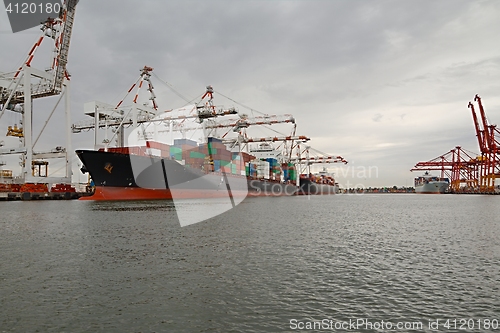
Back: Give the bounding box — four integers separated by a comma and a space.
0, 192, 91, 201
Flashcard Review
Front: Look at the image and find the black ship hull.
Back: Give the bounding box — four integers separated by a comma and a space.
76, 150, 297, 200
297, 178, 339, 195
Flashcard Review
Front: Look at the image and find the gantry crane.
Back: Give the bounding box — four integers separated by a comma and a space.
291, 144, 347, 179
72, 66, 162, 149
411, 95, 500, 194
468, 95, 500, 192
411, 146, 480, 192
71, 70, 295, 149
0, 0, 77, 185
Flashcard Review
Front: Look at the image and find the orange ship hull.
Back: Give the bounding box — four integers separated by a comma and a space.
80, 186, 251, 201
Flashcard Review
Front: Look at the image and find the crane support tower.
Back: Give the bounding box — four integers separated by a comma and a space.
0, 0, 78, 186
468, 95, 500, 192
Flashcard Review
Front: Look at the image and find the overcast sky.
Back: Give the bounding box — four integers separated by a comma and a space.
1, 0, 500, 187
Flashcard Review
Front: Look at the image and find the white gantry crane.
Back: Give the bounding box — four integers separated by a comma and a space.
70, 75, 296, 150
0, 0, 78, 185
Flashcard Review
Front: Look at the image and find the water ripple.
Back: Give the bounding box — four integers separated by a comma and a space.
0, 195, 499, 332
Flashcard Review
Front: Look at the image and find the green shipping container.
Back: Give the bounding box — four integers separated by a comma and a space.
189, 151, 206, 159
220, 160, 231, 167
170, 146, 183, 154
231, 164, 237, 174
173, 153, 183, 161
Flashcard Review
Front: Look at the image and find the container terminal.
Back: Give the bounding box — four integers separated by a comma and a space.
0, 0, 347, 201
2, 0, 498, 199
411, 95, 500, 194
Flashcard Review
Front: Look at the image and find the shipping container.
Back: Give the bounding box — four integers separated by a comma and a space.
265, 158, 278, 166
146, 148, 161, 157
174, 138, 197, 147
214, 160, 221, 171
207, 147, 218, 155
170, 146, 183, 154
189, 151, 205, 159
208, 143, 227, 151
207, 137, 223, 144
145, 141, 170, 151
257, 160, 270, 179
241, 152, 255, 162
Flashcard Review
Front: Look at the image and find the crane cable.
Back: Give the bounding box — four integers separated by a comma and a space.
151, 72, 197, 105
213, 89, 267, 117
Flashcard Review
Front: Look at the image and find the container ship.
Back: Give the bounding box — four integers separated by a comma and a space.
77, 137, 299, 200
414, 171, 449, 193
77, 138, 345, 200
297, 167, 339, 195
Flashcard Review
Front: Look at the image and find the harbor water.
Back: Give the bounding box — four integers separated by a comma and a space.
0, 194, 499, 332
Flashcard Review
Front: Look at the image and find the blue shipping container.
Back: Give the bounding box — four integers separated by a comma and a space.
266, 158, 277, 166
207, 137, 223, 144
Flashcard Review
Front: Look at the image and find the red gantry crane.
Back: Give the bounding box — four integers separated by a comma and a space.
411, 94, 500, 194
469, 95, 500, 192
411, 146, 479, 193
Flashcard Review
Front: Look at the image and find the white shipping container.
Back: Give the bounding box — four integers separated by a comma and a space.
256, 171, 270, 179
256, 159, 270, 179
257, 164, 270, 179
145, 148, 161, 157
256, 160, 270, 168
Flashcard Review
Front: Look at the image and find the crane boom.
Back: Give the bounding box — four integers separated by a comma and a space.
474, 94, 492, 152
468, 102, 485, 153
54, 0, 78, 91
289, 156, 347, 164
72, 111, 294, 133
223, 135, 309, 144
0, 0, 78, 106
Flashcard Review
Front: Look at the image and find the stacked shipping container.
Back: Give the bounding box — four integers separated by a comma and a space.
102, 137, 297, 181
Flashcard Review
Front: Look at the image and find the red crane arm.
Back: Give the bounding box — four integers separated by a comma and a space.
468, 101, 486, 153
474, 94, 491, 151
